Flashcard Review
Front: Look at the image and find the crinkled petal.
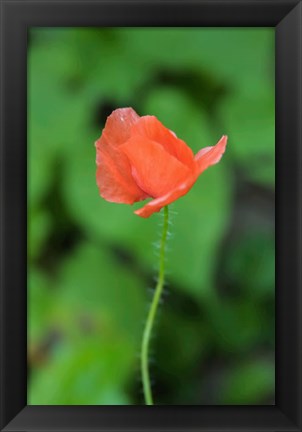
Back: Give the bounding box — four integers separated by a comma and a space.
134, 136, 228, 218
134, 175, 196, 218
120, 135, 191, 198
96, 148, 148, 204
131, 116, 195, 169
194, 135, 228, 175
99, 107, 140, 150
95, 107, 147, 203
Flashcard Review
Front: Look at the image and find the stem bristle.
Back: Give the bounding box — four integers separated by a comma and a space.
140, 206, 170, 405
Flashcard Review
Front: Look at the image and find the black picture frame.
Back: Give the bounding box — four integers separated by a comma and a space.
1, 0, 301, 431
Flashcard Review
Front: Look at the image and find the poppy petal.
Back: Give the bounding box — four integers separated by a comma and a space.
131, 116, 195, 169
96, 108, 140, 167
194, 135, 228, 175
120, 135, 191, 198
134, 136, 228, 218
134, 175, 196, 218
96, 148, 148, 204
95, 107, 147, 203
100, 107, 140, 149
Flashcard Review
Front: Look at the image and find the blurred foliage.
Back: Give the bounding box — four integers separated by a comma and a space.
28, 28, 275, 405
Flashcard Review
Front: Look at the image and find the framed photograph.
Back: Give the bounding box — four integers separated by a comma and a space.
0, 0, 301, 431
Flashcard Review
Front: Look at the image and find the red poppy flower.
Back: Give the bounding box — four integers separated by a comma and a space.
95, 108, 227, 218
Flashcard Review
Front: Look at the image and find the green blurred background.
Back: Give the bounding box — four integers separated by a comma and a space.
28, 28, 275, 405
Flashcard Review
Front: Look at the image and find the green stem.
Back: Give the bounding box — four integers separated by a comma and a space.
141, 206, 169, 405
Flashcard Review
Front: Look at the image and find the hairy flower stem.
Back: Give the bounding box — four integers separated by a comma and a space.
141, 205, 169, 405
